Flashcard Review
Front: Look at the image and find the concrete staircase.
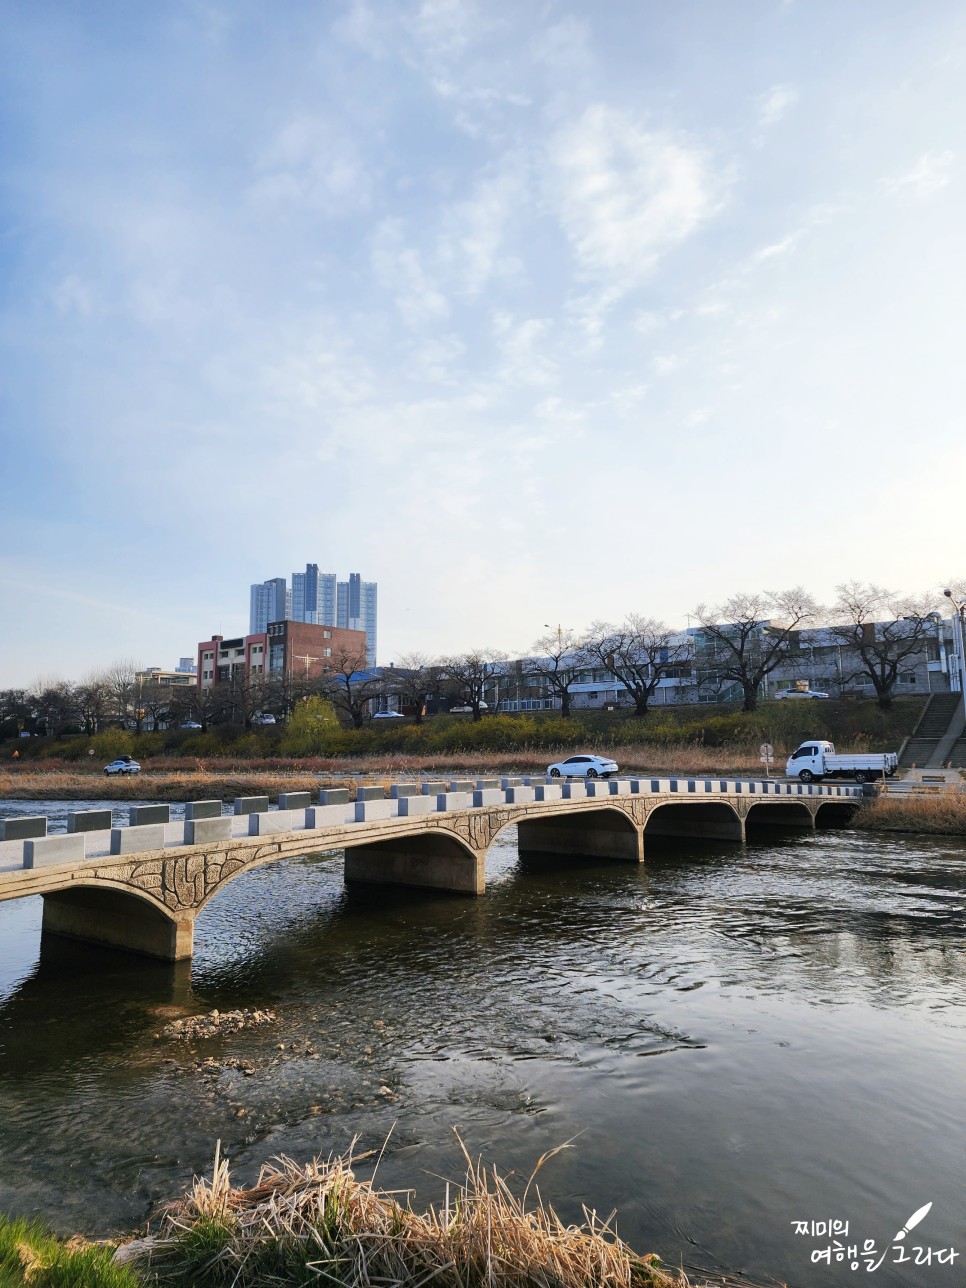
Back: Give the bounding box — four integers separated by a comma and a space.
898, 692, 963, 768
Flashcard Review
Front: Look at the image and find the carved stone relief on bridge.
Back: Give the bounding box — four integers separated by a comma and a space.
86, 849, 253, 914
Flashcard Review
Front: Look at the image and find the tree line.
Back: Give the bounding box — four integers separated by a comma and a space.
2, 580, 960, 738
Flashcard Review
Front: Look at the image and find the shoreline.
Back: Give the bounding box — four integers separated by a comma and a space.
0, 1144, 786, 1288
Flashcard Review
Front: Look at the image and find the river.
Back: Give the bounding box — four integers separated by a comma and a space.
0, 799, 963, 1287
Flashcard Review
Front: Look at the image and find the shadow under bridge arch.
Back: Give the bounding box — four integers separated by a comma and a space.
644, 800, 744, 844
343, 828, 485, 895
41, 882, 193, 960
515, 805, 643, 863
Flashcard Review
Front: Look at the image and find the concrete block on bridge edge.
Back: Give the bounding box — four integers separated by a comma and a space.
306, 803, 353, 828
129, 804, 170, 826
561, 782, 586, 799
110, 823, 166, 855
249, 809, 303, 836
68, 809, 112, 833
23, 834, 86, 868
390, 784, 420, 798
505, 787, 536, 804
421, 781, 448, 795
354, 799, 397, 822
472, 788, 505, 807
397, 795, 437, 817
278, 792, 311, 810
475, 779, 500, 789
534, 784, 563, 802
184, 816, 232, 845
185, 800, 222, 821
319, 789, 350, 806
234, 796, 269, 816
500, 777, 523, 789
1, 816, 48, 841
436, 792, 474, 811
356, 786, 385, 801
448, 780, 475, 792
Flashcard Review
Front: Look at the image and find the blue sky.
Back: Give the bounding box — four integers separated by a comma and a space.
1, 1, 964, 686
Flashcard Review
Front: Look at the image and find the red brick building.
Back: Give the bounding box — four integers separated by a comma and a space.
197, 621, 367, 689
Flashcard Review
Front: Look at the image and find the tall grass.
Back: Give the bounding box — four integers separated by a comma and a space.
116, 1140, 769, 1288
0, 746, 768, 803
855, 793, 966, 835
0, 1214, 140, 1288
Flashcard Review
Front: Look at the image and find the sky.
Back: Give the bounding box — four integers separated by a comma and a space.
1, 0, 964, 687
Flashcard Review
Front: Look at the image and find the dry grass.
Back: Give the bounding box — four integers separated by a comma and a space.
854, 792, 966, 835
116, 1140, 771, 1288
0, 748, 765, 803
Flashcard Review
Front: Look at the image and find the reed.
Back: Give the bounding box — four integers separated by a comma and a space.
854, 792, 966, 835
0, 748, 764, 803
115, 1140, 770, 1288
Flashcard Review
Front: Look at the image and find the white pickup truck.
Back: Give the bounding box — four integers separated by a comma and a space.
786, 740, 898, 783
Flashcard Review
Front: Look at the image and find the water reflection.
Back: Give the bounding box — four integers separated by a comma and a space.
0, 818, 963, 1287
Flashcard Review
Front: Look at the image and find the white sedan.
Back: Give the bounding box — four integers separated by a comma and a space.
547, 754, 619, 779
104, 758, 141, 775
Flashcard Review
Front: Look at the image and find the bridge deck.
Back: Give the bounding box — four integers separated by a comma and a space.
0, 775, 861, 884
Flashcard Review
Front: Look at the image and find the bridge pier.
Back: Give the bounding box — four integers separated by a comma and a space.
344, 833, 485, 894
517, 811, 644, 862
41, 888, 194, 961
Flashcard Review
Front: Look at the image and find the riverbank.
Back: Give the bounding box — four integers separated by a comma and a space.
853, 791, 966, 835
0, 1145, 783, 1288
0, 746, 767, 802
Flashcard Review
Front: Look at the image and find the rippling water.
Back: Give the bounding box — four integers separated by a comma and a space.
0, 805, 963, 1287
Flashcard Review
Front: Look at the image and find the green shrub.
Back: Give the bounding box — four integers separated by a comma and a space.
132, 732, 164, 760
280, 698, 346, 757
87, 730, 135, 762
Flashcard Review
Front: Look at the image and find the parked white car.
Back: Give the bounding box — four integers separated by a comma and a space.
776, 689, 830, 699
104, 757, 141, 776
547, 754, 619, 779
372, 711, 405, 719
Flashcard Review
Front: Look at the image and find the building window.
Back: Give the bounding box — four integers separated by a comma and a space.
324, 630, 331, 638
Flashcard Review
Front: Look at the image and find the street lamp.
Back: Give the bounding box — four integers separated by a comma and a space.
943, 590, 966, 703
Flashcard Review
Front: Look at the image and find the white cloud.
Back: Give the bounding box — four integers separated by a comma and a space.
883, 150, 957, 198
756, 83, 798, 126
248, 116, 371, 214
492, 312, 557, 386
438, 160, 527, 293
755, 232, 799, 260
371, 219, 449, 325
548, 105, 721, 287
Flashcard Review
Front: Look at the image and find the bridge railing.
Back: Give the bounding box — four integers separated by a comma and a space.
3, 776, 864, 874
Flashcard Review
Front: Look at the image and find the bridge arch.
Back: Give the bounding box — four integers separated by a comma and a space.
644, 800, 744, 843
511, 803, 643, 863
815, 800, 859, 829
342, 826, 485, 894
745, 800, 815, 833
41, 881, 193, 960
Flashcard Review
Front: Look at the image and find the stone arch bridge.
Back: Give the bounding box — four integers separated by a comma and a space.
0, 777, 861, 962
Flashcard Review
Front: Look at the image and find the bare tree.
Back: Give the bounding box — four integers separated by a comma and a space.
323, 645, 382, 729
384, 652, 440, 724
829, 582, 936, 709
582, 617, 691, 717
102, 660, 145, 730
75, 675, 111, 735
523, 628, 585, 718
30, 680, 80, 737
692, 589, 819, 712
439, 650, 505, 722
